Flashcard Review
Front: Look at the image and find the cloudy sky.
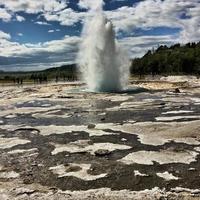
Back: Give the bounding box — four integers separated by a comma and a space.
0, 0, 200, 71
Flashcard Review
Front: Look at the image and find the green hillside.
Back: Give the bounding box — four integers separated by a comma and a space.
130, 42, 200, 76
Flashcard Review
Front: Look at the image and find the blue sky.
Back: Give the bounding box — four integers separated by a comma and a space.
0, 0, 200, 71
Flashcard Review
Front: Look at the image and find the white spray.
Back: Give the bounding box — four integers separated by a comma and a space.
78, 0, 129, 92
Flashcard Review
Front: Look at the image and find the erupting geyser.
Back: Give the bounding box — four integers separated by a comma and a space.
78, 4, 129, 92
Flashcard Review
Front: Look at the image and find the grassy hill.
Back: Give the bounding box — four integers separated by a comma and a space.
0, 64, 78, 83
131, 42, 200, 76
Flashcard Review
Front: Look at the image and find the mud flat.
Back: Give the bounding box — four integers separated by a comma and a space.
0, 76, 200, 199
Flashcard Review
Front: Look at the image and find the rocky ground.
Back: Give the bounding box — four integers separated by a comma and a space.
0, 76, 200, 199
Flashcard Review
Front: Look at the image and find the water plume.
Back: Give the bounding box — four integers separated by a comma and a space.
78, 0, 129, 92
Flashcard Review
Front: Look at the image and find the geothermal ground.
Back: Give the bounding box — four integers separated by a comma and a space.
0, 76, 200, 200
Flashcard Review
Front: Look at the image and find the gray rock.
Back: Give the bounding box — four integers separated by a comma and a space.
94, 149, 111, 156
174, 88, 181, 93
87, 124, 96, 129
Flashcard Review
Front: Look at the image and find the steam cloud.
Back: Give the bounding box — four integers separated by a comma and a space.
77, 0, 129, 92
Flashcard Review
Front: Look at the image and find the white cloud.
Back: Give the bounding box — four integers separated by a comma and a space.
0, 61, 72, 72
105, 0, 200, 43
16, 15, 25, 22
179, 5, 200, 43
43, 8, 86, 26
17, 33, 23, 36
119, 35, 177, 58
35, 21, 51, 25
0, 0, 68, 23
0, 34, 81, 57
37, 35, 81, 53
78, 0, 104, 10
0, 31, 81, 70
0, 8, 12, 22
105, 2, 178, 31
0, 31, 11, 40
47, 29, 61, 33
0, 32, 81, 70
0, 0, 67, 14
